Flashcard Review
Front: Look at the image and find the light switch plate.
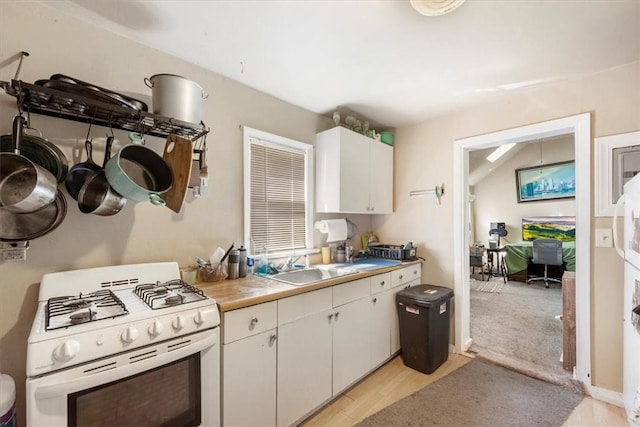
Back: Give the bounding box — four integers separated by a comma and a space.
595, 228, 613, 248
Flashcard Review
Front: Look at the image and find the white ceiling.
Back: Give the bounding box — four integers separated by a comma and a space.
41, 0, 640, 129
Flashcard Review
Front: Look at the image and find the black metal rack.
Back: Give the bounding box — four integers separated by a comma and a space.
4, 80, 209, 141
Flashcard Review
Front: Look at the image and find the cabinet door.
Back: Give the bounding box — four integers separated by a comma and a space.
277, 309, 333, 427
339, 129, 371, 213
332, 297, 371, 395
371, 290, 392, 368
369, 141, 393, 214
223, 329, 277, 427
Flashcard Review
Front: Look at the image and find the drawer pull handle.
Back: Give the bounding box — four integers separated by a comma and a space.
335, 311, 340, 319
269, 333, 277, 343
328, 313, 334, 320
250, 317, 258, 326
380, 281, 385, 286
399, 275, 404, 280
372, 298, 377, 303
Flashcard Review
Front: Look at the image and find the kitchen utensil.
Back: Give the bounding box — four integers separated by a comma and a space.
0, 190, 67, 242
77, 136, 127, 216
144, 74, 208, 125
0, 131, 68, 184
0, 115, 58, 213
161, 134, 194, 213
219, 243, 235, 264
105, 132, 173, 206
65, 139, 101, 200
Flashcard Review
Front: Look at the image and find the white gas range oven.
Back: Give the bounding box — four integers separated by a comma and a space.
25, 262, 220, 427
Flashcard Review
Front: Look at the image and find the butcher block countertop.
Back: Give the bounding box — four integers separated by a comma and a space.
197, 260, 422, 312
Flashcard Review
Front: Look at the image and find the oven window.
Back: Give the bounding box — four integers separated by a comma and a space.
68, 354, 201, 427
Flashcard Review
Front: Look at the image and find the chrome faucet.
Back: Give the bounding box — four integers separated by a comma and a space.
283, 254, 309, 270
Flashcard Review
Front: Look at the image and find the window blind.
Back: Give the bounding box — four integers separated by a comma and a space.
250, 142, 306, 253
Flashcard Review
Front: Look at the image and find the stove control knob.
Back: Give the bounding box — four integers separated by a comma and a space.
148, 321, 164, 338
53, 340, 80, 362
193, 311, 206, 326
172, 315, 186, 331
121, 326, 139, 344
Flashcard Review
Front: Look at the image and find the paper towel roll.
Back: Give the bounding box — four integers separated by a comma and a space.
315, 219, 348, 242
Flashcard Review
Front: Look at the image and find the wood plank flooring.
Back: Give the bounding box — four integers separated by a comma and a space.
303, 354, 627, 426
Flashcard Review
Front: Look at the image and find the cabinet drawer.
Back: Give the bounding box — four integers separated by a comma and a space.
278, 287, 332, 325
369, 272, 391, 295
391, 265, 421, 288
223, 301, 278, 344
333, 277, 370, 307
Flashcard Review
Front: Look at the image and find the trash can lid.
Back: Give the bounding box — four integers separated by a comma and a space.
396, 284, 453, 305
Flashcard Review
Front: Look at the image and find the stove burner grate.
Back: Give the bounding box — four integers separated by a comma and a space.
134, 279, 206, 309
45, 289, 129, 331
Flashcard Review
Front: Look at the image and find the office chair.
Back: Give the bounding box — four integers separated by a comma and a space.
487, 228, 508, 282
527, 239, 563, 288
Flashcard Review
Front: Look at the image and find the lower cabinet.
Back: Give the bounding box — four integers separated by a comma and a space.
277, 289, 333, 427
332, 295, 371, 394
223, 329, 277, 427
222, 301, 278, 427
221, 264, 422, 426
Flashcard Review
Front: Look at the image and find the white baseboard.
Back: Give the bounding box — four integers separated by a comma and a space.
587, 385, 624, 408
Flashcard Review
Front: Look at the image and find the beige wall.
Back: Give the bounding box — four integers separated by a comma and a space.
374, 61, 640, 394
0, 2, 374, 423
472, 136, 575, 244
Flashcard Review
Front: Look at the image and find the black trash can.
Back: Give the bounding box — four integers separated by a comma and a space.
396, 284, 454, 374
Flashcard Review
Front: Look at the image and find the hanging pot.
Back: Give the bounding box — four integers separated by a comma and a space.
0, 116, 58, 213
144, 74, 208, 124
77, 136, 127, 216
105, 132, 173, 206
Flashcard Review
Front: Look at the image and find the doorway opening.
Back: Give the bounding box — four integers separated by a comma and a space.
466, 135, 576, 387
452, 113, 592, 390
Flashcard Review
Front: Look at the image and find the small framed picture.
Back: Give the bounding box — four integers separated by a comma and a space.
515, 161, 575, 203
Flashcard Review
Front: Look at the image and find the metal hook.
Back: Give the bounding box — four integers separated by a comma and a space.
14, 51, 29, 80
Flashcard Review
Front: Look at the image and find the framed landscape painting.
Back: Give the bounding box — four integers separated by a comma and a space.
515, 161, 576, 203
522, 216, 576, 242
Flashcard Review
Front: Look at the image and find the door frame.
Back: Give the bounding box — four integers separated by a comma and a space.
452, 113, 592, 388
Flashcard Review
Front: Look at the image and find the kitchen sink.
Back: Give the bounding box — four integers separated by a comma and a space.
267, 267, 357, 286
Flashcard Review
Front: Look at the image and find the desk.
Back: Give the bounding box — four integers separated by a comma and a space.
504, 241, 576, 274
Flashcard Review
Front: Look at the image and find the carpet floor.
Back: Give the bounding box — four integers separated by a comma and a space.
469, 278, 579, 390
357, 358, 583, 426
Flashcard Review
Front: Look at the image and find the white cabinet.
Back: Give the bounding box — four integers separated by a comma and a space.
390, 266, 422, 354
331, 278, 372, 395
222, 302, 277, 427
371, 289, 393, 368
277, 289, 333, 427
316, 126, 393, 214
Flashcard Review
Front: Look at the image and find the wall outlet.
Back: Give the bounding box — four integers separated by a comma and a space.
595, 228, 613, 248
2, 249, 26, 261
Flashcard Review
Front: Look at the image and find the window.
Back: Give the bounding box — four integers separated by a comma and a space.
243, 127, 314, 257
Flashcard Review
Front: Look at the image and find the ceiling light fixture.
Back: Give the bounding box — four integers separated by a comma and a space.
486, 143, 516, 163
410, 0, 466, 16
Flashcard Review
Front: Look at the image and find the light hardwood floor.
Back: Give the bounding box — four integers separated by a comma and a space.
304, 354, 627, 426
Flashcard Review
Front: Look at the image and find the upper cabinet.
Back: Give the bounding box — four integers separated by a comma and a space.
315, 127, 393, 214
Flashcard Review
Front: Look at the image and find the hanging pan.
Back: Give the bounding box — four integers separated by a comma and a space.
0, 190, 67, 242
0, 129, 69, 184
0, 115, 58, 213
77, 136, 127, 216
65, 138, 100, 200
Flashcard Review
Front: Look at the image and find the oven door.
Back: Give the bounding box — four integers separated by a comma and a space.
26, 328, 219, 427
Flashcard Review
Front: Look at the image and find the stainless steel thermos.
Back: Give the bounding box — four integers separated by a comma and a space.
228, 249, 240, 279
238, 246, 247, 278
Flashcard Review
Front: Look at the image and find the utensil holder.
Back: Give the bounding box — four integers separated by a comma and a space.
197, 263, 227, 282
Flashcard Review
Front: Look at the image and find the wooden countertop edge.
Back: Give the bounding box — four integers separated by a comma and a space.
196, 261, 422, 312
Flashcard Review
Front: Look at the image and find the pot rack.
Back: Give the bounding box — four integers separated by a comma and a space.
2, 79, 209, 141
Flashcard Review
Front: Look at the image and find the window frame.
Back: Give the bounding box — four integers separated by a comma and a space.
243, 126, 315, 258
